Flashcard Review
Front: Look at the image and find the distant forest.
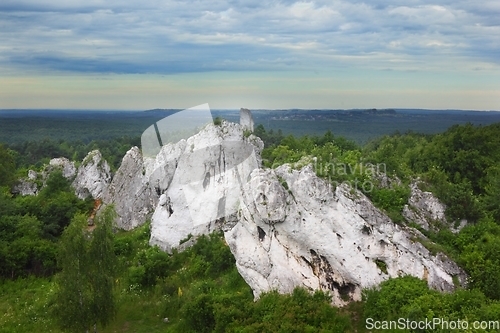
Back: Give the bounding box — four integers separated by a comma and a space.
2, 108, 500, 146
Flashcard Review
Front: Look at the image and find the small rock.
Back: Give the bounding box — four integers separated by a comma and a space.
240, 108, 254, 132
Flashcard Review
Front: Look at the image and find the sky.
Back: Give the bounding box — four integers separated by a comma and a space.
0, 0, 499, 110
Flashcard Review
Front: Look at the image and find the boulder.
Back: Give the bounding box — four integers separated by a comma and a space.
403, 180, 448, 231
72, 150, 112, 199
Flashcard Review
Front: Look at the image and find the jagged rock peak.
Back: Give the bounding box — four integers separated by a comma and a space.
105, 118, 264, 233
72, 150, 112, 199
102, 146, 153, 230
240, 108, 254, 132
149, 120, 264, 251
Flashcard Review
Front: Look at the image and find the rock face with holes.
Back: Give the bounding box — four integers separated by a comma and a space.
73, 150, 112, 199
224, 164, 467, 306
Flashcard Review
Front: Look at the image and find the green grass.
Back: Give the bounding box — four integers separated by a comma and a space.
0, 224, 355, 332
0, 277, 60, 333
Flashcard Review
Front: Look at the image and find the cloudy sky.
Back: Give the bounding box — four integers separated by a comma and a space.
1, 0, 499, 110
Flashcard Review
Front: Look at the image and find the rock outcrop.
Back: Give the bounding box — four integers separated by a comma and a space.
225, 165, 466, 306
102, 147, 154, 230
12, 152, 113, 200
48, 157, 76, 179
149, 120, 263, 251
73, 150, 112, 199
70, 108, 465, 306
12, 179, 38, 196
403, 180, 447, 231
137, 110, 466, 305
240, 108, 254, 132
12, 158, 77, 196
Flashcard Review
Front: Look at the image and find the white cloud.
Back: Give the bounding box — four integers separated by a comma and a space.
0, 0, 499, 75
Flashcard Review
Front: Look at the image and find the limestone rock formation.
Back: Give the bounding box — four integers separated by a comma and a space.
83, 108, 466, 306
12, 158, 76, 196
225, 165, 467, 306
48, 157, 76, 179
240, 108, 254, 132
72, 150, 112, 199
7, 107, 468, 307
149, 120, 263, 251
12, 179, 38, 196
102, 147, 154, 230
403, 180, 447, 231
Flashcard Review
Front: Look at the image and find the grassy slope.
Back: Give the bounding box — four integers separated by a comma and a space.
0, 224, 355, 333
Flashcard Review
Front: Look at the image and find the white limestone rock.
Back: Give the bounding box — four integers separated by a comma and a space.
28, 170, 37, 181
102, 147, 154, 230
12, 179, 38, 196
48, 157, 76, 179
144, 140, 187, 204
72, 150, 112, 199
225, 165, 467, 306
149, 120, 263, 251
240, 108, 254, 132
403, 180, 448, 231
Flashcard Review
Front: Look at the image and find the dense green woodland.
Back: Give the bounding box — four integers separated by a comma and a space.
1, 121, 500, 332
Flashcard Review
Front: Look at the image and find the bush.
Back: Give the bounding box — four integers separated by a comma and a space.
181, 293, 216, 333
128, 246, 170, 287
363, 276, 431, 321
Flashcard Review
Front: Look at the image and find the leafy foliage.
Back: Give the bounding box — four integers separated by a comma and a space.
363, 276, 500, 332
452, 218, 500, 300
364, 123, 500, 222
0, 144, 16, 188
8, 136, 140, 171
16, 170, 93, 238
53, 207, 117, 332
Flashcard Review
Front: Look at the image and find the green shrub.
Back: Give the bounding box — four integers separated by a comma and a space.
128, 246, 171, 287
213, 117, 223, 126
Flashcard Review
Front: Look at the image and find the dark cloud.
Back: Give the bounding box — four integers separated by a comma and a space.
0, 0, 499, 75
